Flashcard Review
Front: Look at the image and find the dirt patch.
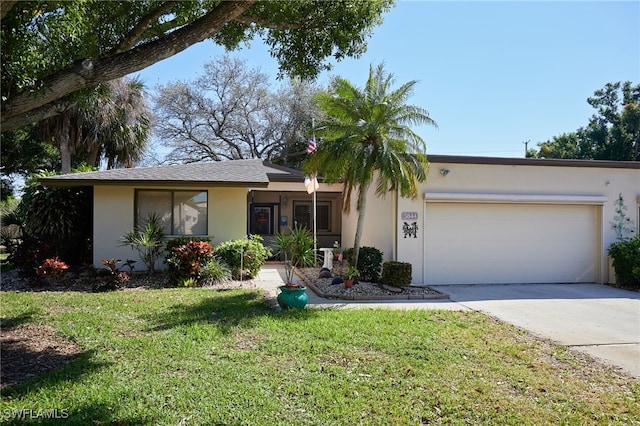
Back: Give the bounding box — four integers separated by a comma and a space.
1, 323, 83, 391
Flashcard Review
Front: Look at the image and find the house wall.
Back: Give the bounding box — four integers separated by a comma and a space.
341, 186, 396, 260
396, 163, 640, 283
93, 185, 248, 270
340, 161, 639, 284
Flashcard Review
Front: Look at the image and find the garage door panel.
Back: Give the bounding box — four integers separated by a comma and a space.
425, 203, 597, 285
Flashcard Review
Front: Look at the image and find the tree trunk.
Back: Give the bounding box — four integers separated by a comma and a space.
351, 182, 370, 268
58, 113, 72, 174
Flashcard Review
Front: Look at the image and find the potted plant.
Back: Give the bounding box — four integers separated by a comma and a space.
274, 224, 316, 308
344, 266, 359, 288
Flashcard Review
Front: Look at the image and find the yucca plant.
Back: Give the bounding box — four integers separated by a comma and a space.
121, 213, 165, 274
275, 224, 316, 286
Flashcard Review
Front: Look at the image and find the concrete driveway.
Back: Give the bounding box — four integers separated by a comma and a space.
429, 283, 640, 379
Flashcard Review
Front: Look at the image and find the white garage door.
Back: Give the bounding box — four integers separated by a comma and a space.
424, 203, 598, 285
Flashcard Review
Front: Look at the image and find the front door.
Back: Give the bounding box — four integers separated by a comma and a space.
250, 204, 275, 235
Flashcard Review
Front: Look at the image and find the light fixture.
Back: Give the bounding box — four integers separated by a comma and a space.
439, 168, 450, 176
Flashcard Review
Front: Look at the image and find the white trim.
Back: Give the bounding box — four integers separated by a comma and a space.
424, 192, 607, 205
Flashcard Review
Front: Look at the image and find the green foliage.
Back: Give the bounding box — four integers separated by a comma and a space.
610, 193, 636, 241
608, 235, 640, 289
305, 63, 436, 266
121, 213, 165, 273
0, 198, 22, 253
343, 246, 383, 282
0, 124, 60, 177
345, 266, 359, 280
199, 257, 232, 285
177, 277, 198, 288
16, 173, 92, 267
274, 224, 316, 283
2, 1, 393, 130
380, 261, 412, 287
214, 235, 272, 279
165, 240, 213, 286
529, 81, 639, 160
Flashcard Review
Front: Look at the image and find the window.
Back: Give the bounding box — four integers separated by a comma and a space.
293, 201, 330, 231
136, 190, 207, 236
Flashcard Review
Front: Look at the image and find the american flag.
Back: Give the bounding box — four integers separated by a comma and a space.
307, 138, 316, 154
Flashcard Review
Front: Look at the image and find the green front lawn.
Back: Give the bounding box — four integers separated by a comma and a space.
1, 288, 638, 425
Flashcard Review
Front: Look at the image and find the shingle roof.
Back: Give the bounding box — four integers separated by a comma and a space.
40, 159, 279, 187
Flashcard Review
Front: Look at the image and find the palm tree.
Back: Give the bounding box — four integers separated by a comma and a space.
81, 77, 151, 169
40, 77, 151, 173
304, 63, 437, 266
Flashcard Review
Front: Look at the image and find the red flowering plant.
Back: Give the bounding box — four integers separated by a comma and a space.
166, 240, 213, 286
101, 259, 130, 287
35, 257, 69, 279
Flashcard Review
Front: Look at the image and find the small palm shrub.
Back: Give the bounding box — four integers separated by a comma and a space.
121, 213, 165, 273
214, 235, 272, 279
343, 246, 383, 282
275, 224, 316, 284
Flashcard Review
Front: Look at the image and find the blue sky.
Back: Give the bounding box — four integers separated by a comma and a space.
134, 0, 640, 158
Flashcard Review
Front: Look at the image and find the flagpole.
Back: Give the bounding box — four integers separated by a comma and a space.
311, 119, 317, 253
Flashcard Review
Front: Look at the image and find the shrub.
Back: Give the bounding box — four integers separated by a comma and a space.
166, 240, 213, 285
214, 235, 272, 279
343, 246, 383, 282
177, 277, 198, 288
121, 213, 165, 273
199, 257, 232, 285
96, 259, 130, 292
608, 234, 640, 289
35, 257, 69, 279
17, 175, 92, 267
380, 261, 412, 287
9, 236, 57, 277
165, 236, 212, 253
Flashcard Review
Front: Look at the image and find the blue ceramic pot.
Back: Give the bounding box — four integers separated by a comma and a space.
277, 285, 308, 309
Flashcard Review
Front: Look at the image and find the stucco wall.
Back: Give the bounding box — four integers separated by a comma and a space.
392, 163, 640, 283
93, 185, 248, 270
341, 184, 397, 260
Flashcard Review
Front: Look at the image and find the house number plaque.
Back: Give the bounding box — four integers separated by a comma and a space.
401, 212, 419, 238
401, 212, 418, 220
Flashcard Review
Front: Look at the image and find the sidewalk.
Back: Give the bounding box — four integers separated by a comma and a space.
255, 264, 467, 311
